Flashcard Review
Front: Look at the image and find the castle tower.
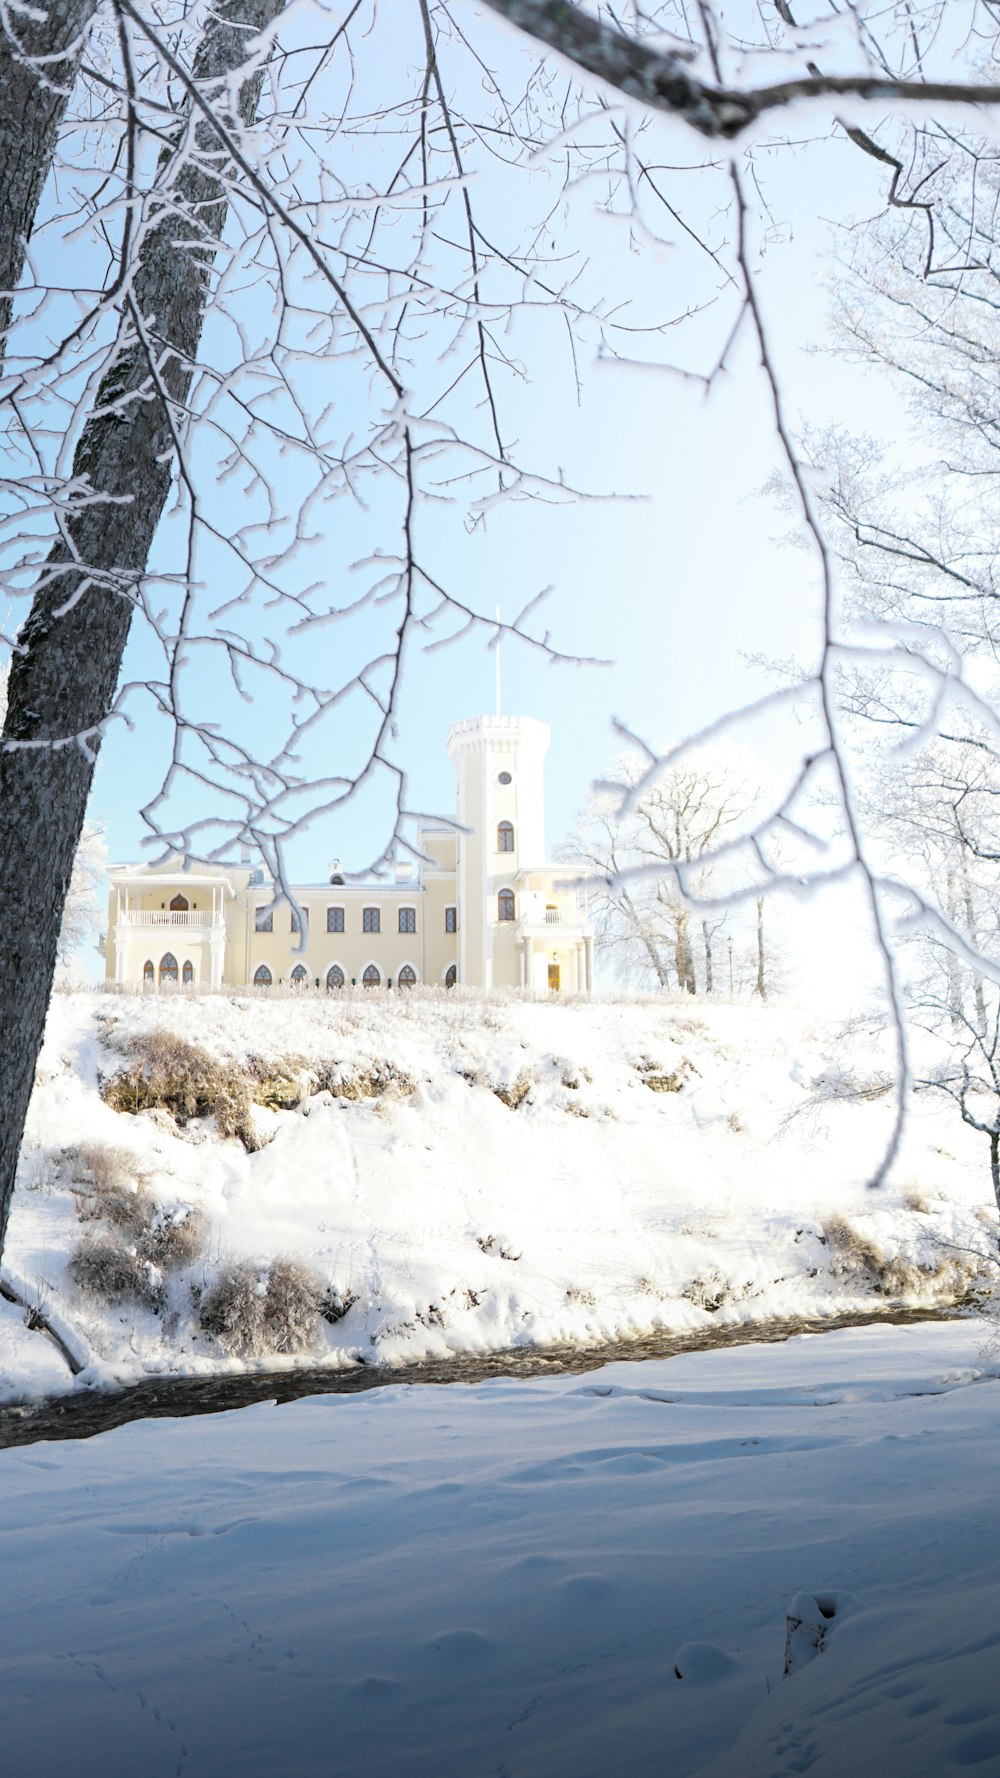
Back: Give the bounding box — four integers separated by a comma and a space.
446, 715, 550, 989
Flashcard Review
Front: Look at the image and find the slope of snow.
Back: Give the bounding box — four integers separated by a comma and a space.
3, 989, 997, 1400
1, 1320, 998, 1777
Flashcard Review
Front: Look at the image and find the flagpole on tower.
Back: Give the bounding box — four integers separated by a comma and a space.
495, 604, 502, 718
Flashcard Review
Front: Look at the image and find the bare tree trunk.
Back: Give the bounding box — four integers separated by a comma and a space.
0, 0, 101, 353
702, 919, 713, 994
958, 862, 987, 1034
991, 1131, 1000, 1224
675, 907, 695, 995
0, 0, 282, 1259
755, 896, 767, 1001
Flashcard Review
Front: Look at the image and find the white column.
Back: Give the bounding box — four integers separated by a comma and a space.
584, 936, 594, 992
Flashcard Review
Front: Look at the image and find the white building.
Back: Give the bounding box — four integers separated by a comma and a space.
104, 714, 596, 992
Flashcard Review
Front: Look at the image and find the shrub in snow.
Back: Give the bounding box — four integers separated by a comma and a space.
820, 1215, 976, 1301
314, 1059, 414, 1101
145, 1204, 207, 1272
199, 1258, 325, 1356
821, 1216, 924, 1297
70, 1153, 206, 1281
65, 1140, 145, 1196
492, 1069, 536, 1110
101, 1029, 306, 1151
70, 1236, 163, 1310
319, 1284, 357, 1324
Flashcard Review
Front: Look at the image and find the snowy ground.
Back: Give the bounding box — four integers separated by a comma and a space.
2, 990, 998, 1402
2, 1319, 998, 1777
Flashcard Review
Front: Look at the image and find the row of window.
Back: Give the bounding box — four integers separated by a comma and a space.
143, 955, 459, 990
255, 905, 459, 935
254, 896, 514, 933
252, 963, 458, 990
143, 955, 193, 985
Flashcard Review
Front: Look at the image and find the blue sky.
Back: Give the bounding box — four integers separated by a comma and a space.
65, 4, 918, 924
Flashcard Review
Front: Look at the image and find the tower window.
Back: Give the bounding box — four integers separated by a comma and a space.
182, 960, 194, 985
327, 906, 344, 933
290, 905, 307, 934
255, 907, 272, 932
498, 889, 515, 922
398, 907, 416, 934
498, 771, 512, 785
363, 963, 381, 987
445, 906, 457, 933
254, 964, 272, 988
290, 964, 309, 986
363, 907, 380, 933
445, 964, 457, 988
497, 821, 514, 852
159, 952, 178, 986
326, 964, 345, 990
169, 893, 189, 912
398, 965, 417, 988
143, 959, 154, 985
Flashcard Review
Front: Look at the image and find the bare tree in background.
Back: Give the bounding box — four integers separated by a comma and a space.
565, 748, 778, 995
6, 0, 1000, 1255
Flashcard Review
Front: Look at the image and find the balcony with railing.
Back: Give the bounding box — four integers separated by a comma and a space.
515, 893, 587, 935
117, 908, 224, 929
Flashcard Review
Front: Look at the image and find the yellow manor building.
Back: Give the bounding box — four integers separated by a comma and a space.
104, 715, 596, 993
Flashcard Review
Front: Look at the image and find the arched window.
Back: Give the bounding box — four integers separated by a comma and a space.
497, 820, 514, 852
362, 964, 381, 988
169, 893, 188, 912
497, 889, 515, 922
326, 965, 345, 991
159, 952, 178, 986
398, 965, 417, 989
254, 964, 272, 988
143, 959, 154, 986
290, 964, 309, 986
445, 964, 457, 989
182, 960, 194, 986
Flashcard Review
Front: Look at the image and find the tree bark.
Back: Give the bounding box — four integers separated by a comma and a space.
755, 896, 767, 1001
0, 0, 283, 1259
675, 907, 695, 995
0, 0, 102, 354
702, 920, 713, 995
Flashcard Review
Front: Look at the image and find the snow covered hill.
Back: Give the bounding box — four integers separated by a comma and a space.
1, 989, 996, 1402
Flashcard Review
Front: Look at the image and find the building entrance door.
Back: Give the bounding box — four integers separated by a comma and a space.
547, 963, 561, 992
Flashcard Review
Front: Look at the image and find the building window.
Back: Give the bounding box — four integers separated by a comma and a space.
290, 905, 307, 934
498, 889, 515, 922
445, 964, 457, 988
497, 820, 514, 853
445, 906, 457, 933
398, 907, 416, 934
327, 906, 344, 933
255, 907, 272, 932
290, 964, 309, 986
159, 952, 178, 986
143, 959, 154, 985
362, 964, 381, 987
169, 893, 189, 912
363, 907, 380, 933
398, 964, 417, 988
498, 770, 512, 785
326, 964, 345, 991
254, 964, 272, 988
182, 960, 194, 985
